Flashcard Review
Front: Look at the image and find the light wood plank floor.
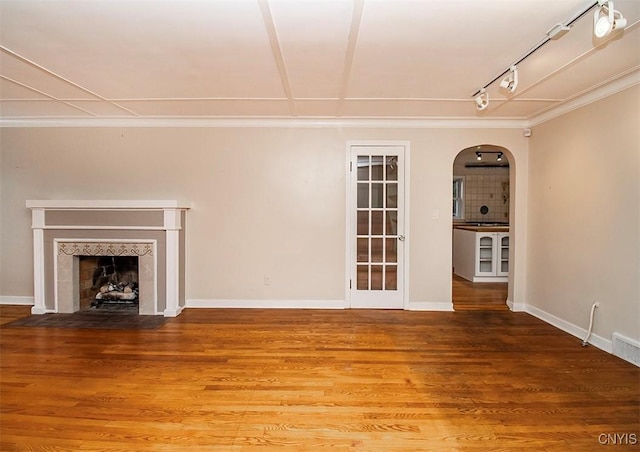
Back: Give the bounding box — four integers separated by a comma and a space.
1, 306, 638, 451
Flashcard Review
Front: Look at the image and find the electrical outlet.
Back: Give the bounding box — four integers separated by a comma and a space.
264, 275, 271, 286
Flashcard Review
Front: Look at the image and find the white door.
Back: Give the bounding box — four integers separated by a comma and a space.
349, 144, 406, 308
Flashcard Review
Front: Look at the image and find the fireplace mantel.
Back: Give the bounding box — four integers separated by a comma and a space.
26, 200, 191, 210
27, 200, 191, 317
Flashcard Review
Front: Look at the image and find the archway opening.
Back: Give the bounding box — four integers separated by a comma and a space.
451, 144, 512, 311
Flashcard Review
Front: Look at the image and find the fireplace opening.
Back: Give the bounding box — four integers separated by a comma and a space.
79, 256, 139, 313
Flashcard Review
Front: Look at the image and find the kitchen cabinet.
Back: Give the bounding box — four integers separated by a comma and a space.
453, 228, 509, 282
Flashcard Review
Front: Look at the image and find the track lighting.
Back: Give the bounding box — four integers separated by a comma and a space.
594, 0, 627, 38
547, 23, 571, 40
472, 150, 506, 165
472, 1, 629, 110
499, 66, 518, 93
475, 89, 489, 111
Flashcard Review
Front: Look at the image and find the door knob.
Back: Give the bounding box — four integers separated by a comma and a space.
398, 235, 405, 241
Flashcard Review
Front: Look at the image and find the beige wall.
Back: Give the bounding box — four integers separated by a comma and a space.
0, 145, 3, 294
0, 126, 528, 307
528, 85, 640, 343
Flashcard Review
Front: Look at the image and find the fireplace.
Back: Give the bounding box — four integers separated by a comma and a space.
27, 200, 190, 316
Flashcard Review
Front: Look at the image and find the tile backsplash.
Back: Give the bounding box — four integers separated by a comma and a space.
464, 174, 509, 222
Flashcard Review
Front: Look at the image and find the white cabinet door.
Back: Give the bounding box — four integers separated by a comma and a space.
497, 233, 509, 277
475, 234, 497, 276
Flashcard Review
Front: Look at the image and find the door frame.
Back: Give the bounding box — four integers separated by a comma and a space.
345, 140, 410, 309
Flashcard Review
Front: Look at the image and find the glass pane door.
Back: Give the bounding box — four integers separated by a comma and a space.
350, 145, 405, 308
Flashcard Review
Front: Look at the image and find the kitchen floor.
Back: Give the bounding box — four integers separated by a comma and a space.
452, 273, 509, 311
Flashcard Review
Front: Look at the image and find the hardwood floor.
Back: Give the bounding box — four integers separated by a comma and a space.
452, 274, 509, 311
1, 305, 638, 451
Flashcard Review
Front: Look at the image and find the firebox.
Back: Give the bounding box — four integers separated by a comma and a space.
79, 256, 139, 312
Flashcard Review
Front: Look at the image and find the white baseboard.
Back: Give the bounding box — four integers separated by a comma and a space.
507, 298, 526, 312
0, 296, 34, 306
525, 304, 612, 354
406, 301, 454, 311
186, 299, 347, 309
186, 299, 458, 311
163, 305, 185, 317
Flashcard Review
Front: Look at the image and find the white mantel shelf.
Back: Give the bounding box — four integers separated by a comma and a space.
26, 200, 191, 209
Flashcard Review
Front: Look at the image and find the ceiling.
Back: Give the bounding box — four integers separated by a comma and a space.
1, 0, 639, 126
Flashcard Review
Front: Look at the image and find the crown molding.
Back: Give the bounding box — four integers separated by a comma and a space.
528, 68, 640, 127
0, 116, 529, 129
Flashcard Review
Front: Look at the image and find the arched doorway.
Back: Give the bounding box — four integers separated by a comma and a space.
452, 145, 512, 311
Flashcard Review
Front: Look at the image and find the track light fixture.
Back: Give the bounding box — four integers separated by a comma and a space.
474, 151, 505, 164
472, 1, 630, 110
475, 89, 489, 111
594, 0, 627, 38
499, 66, 518, 93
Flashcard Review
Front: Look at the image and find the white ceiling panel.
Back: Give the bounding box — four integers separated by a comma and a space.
293, 100, 341, 117
116, 99, 292, 117
1, 0, 286, 99
0, 51, 99, 100
481, 100, 562, 118
340, 99, 478, 117
64, 101, 137, 117
0, 0, 638, 123
270, 0, 354, 98
0, 100, 93, 117
0, 77, 49, 100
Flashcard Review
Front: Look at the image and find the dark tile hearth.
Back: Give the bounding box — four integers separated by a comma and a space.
3, 310, 169, 330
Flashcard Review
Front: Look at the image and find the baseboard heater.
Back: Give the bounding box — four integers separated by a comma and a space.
612, 332, 640, 367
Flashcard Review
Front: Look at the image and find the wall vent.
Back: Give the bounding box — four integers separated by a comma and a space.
612, 332, 640, 367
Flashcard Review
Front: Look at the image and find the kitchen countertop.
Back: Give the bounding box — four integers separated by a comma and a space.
453, 224, 509, 232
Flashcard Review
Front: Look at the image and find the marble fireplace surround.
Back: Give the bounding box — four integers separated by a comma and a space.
27, 200, 190, 317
